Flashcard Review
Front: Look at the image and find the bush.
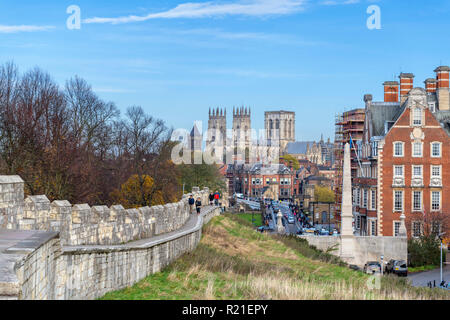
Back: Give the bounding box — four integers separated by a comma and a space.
408, 235, 441, 267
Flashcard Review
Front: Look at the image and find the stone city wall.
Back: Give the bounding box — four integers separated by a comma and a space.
10, 206, 220, 300
0, 176, 209, 246
0, 175, 221, 300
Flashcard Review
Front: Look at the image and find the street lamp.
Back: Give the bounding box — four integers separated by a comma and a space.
439, 232, 446, 285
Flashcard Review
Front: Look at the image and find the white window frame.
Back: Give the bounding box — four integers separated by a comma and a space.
431, 142, 442, 158
394, 165, 404, 178
412, 165, 423, 179
429, 103, 436, 113
412, 190, 423, 212
371, 220, 377, 236
393, 142, 404, 157
412, 221, 423, 238
412, 142, 423, 158
431, 165, 442, 178
412, 107, 423, 126
370, 189, 376, 210
394, 190, 404, 212
362, 189, 368, 208
431, 191, 441, 211
394, 221, 401, 237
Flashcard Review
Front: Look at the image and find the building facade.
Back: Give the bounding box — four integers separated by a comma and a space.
353, 66, 450, 238
227, 162, 295, 200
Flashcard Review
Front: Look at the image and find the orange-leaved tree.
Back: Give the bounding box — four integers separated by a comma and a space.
110, 174, 165, 209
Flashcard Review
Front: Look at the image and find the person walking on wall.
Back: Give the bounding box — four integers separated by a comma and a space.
195, 198, 202, 215
209, 193, 214, 206
188, 195, 195, 214
214, 191, 220, 207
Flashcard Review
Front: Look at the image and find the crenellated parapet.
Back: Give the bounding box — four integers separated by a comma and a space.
0, 176, 210, 246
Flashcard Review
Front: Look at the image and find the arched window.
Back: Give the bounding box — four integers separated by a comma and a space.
269, 119, 273, 129
276, 119, 280, 130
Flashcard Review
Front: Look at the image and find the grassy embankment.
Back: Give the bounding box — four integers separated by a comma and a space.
101, 214, 450, 300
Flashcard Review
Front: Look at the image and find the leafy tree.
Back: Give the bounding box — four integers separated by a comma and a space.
281, 154, 300, 170
178, 159, 226, 194
408, 235, 442, 267
314, 185, 335, 203
110, 174, 164, 209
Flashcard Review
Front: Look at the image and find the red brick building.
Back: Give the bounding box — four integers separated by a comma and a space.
354, 66, 450, 238
227, 162, 295, 200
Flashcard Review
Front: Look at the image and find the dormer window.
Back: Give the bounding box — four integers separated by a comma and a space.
429, 103, 436, 113
413, 108, 423, 126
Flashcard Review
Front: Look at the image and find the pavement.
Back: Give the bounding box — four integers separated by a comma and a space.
0, 229, 58, 298
408, 264, 450, 287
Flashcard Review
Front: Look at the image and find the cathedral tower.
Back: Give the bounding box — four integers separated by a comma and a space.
207, 108, 227, 156
232, 106, 252, 151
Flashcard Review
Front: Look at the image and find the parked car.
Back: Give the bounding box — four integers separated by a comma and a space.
363, 261, 382, 274
287, 215, 295, 224
385, 260, 408, 277
349, 265, 361, 271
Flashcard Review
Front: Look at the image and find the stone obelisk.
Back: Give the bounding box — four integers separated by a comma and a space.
340, 143, 355, 261
276, 211, 285, 234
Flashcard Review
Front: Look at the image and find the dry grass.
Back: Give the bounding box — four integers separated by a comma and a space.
101, 214, 450, 300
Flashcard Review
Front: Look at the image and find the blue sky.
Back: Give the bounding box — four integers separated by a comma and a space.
1, 0, 450, 141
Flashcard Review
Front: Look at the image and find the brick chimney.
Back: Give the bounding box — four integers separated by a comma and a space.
435, 66, 450, 111
399, 73, 414, 103
424, 78, 437, 94
383, 81, 399, 102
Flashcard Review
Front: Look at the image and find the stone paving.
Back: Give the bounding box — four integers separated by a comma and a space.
0, 229, 58, 299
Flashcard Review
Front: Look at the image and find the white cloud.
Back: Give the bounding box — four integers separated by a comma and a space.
0, 25, 55, 33
320, 0, 360, 5
84, 0, 307, 24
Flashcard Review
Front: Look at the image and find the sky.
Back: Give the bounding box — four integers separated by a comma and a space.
1, 0, 450, 141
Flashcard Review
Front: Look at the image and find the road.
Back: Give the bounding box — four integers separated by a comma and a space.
408, 265, 450, 287
265, 202, 300, 235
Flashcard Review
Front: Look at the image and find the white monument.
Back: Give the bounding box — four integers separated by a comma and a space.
340, 143, 355, 260
276, 211, 285, 234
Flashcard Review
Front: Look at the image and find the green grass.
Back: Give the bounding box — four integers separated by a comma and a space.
408, 265, 439, 273
100, 214, 450, 300
233, 212, 263, 227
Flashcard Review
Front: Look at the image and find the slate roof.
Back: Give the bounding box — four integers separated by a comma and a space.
368, 102, 403, 137
249, 163, 291, 175
286, 141, 315, 154
434, 110, 450, 136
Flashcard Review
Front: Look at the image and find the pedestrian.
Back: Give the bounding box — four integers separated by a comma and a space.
188, 195, 195, 214
214, 191, 220, 207
195, 197, 202, 215
209, 193, 214, 205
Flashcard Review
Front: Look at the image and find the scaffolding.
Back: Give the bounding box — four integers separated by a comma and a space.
333, 109, 365, 224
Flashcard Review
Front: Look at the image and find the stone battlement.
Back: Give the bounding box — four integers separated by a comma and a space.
0, 175, 220, 300
0, 176, 210, 246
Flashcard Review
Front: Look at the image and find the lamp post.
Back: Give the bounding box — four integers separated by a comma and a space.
439, 232, 446, 285
328, 203, 331, 235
